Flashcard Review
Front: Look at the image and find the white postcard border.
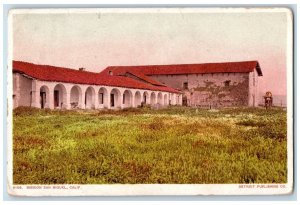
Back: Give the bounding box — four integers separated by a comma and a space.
6, 7, 294, 196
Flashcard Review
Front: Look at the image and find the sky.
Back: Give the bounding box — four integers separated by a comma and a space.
12, 8, 291, 95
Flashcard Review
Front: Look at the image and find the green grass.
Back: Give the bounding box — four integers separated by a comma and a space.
13, 106, 287, 184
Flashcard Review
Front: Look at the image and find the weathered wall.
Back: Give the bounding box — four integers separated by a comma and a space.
150, 72, 251, 107
248, 70, 260, 106
13, 73, 33, 108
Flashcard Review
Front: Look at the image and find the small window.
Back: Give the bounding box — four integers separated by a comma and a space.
183, 82, 189, 90
123, 94, 125, 104
109, 71, 113, 76
224, 80, 231, 87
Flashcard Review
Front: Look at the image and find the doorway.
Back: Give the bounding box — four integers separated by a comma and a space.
40, 92, 46, 109
110, 94, 115, 107
182, 96, 188, 106
54, 90, 59, 107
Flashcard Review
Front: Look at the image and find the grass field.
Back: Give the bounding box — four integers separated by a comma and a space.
13, 106, 287, 184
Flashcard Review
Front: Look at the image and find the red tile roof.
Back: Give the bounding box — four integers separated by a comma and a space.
13, 60, 262, 95
124, 71, 165, 86
103, 61, 263, 76
12, 61, 180, 93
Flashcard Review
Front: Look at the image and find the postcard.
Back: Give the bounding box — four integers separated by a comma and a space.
7, 7, 293, 196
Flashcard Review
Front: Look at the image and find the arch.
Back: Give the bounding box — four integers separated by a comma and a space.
53, 84, 67, 108
157, 92, 163, 105
150, 92, 156, 105
70, 85, 82, 109
98, 87, 109, 108
110, 88, 121, 108
85, 86, 96, 109
164, 93, 168, 106
39, 85, 50, 109
134, 91, 142, 107
123, 90, 133, 108
142, 91, 149, 105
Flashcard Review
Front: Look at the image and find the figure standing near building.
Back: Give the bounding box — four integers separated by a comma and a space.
264, 91, 273, 109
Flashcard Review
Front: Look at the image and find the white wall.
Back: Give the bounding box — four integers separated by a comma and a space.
13, 73, 33, 108
248, 70, 260, 106
26, 80, 181, 110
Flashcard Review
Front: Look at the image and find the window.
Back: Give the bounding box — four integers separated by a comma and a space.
183, 82, 188, 90
224, 80, 231, 87
123, 94, 125, 104
109, 71, 113, 76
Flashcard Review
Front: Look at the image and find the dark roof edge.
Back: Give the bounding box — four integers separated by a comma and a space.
256, 62, 263, 76
106, 60, 260, 69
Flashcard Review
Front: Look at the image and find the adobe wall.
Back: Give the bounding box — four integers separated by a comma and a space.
149, 72, 251, 107
248, 70, 260, 107
13, 73, 33, 108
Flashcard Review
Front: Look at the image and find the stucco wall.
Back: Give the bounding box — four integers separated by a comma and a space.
13, 73, 33, 108
22, 79, 182, 110
150, 72, 251, 107
248, 70, 260, 107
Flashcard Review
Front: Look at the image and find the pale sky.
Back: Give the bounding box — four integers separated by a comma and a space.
12, 9, 291, 95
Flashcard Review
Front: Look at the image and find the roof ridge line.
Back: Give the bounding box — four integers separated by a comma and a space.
105, 60, 259, 68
